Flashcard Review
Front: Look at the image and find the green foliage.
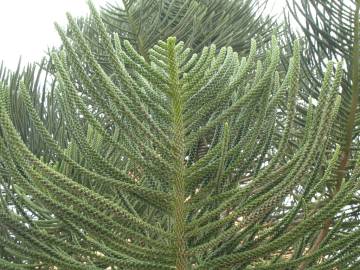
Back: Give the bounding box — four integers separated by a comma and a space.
2, 2, 359, 269
0, 0, 277, 166
283, 0, 360, 268
73, 0, 277, 80
0, 59, 67, 158
99, 0, 275, 54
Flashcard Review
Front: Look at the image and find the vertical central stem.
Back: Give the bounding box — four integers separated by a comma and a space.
168, 37, 187, 270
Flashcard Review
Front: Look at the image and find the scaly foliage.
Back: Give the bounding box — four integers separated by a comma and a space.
283, 0, 360, 268
99, 0, 275, 55
1, 2, 358, 269
1, 0, 276, 166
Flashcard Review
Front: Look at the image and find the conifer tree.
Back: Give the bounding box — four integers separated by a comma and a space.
0, 2, 277, 248
0, 0, 276, 164
2, 2, 360, 269
87, 0, 275, 58
283, 0, 360, 268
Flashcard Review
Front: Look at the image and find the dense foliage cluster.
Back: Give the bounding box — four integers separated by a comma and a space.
1, 0, 360, 269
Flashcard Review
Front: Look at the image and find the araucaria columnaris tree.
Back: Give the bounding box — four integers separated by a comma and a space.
1, 2, 359, 270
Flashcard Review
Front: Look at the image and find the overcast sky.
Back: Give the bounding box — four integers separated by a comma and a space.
0, 0, 286, 71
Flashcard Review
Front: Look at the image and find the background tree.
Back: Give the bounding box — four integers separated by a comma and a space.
88, 0, 275, 58
280, 0, 360, 268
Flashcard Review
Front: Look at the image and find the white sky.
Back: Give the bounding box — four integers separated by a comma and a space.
0, 0, 286, 71
0, 0, 109, 71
